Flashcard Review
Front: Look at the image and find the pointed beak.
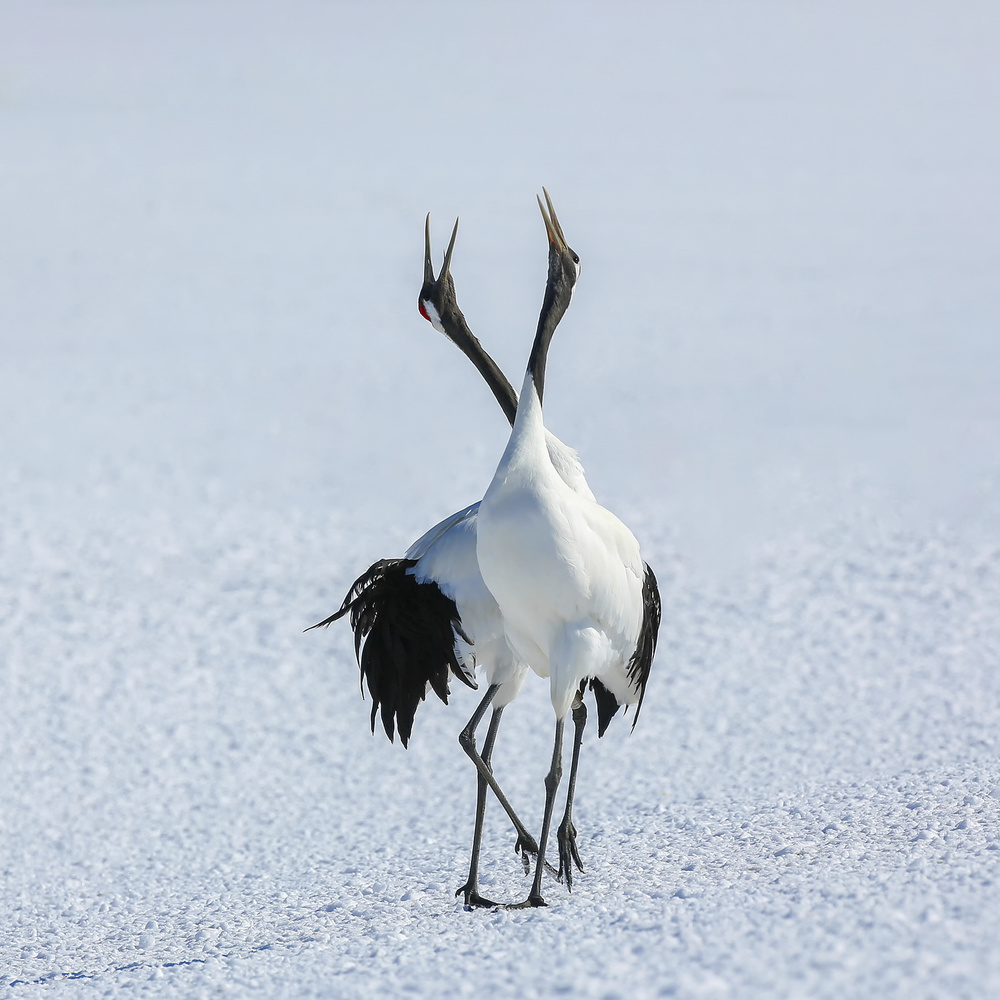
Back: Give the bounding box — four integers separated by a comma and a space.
537, 187, 569, 252
423, 215, 460, 284
441, 217, 459, 281
423, 213, 435, 284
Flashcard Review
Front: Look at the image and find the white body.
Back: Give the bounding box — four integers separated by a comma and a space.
477, 370, 646, 720
405, 430, 594, 709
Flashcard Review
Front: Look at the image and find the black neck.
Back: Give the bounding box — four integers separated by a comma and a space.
439, 289, 519, 426
526, 254, 569, 406
460, 327, 519, 426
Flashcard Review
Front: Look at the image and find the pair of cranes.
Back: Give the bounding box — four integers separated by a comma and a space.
311, 192, 660, 909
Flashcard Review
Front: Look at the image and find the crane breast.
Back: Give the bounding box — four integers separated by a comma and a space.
478, 469, 645, 689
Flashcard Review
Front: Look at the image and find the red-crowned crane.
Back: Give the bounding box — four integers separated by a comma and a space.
475, 192, 660, 908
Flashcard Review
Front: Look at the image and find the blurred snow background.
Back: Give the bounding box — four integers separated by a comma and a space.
2, 2, 999, 997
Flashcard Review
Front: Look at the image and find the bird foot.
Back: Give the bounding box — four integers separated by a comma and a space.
556, 818, 584, 890
455, 884, 500, 910
506, 894, 548, 909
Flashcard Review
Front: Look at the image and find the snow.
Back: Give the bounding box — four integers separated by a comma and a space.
2, 1, 1000, 996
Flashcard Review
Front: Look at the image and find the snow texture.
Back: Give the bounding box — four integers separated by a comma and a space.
2, 2, 1000, 997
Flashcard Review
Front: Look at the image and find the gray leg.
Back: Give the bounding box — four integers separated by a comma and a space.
557, 696, 587, 889
457, 686, 556, 877
514, 717, 564, 908
455, 705, 505, 908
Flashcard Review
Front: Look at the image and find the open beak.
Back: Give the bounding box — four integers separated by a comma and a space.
537, 187, 569, 252
423, 214, 460, 285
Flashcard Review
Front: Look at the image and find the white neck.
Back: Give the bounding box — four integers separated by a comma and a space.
495, 367, 549, 475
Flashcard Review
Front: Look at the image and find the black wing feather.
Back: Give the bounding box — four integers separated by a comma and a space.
307, 558, 474, 748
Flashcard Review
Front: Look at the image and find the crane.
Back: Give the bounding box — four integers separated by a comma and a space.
475, 192, 661, 908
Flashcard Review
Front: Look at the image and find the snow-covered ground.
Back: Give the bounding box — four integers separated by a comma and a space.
2, 2, 999, 996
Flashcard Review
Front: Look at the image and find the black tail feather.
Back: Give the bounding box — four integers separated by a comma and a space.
586, 562, 661, 738
309, 558, 473, 747
589, 678, 622, 737
627, 561, 661, 731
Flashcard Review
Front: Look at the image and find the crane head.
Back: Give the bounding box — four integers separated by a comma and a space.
418, 214, 463, 338
531, 189, 582, 369
537, 188, 581, 303
416, 211, 520, 425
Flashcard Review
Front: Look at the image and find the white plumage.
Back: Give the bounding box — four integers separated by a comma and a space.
478, 369, 647, 719
406, 417, 597, 709
405, 502, 524, 704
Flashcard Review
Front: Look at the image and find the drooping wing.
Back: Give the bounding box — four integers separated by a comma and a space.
308, 557, 474, 748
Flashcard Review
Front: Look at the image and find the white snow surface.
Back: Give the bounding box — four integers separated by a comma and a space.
3, 2, 1000, 997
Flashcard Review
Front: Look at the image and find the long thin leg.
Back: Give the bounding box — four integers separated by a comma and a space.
455, 705, 504, 907
557, 696, 587, 888
515, 717, 564, 908
457, 685, 554, 872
